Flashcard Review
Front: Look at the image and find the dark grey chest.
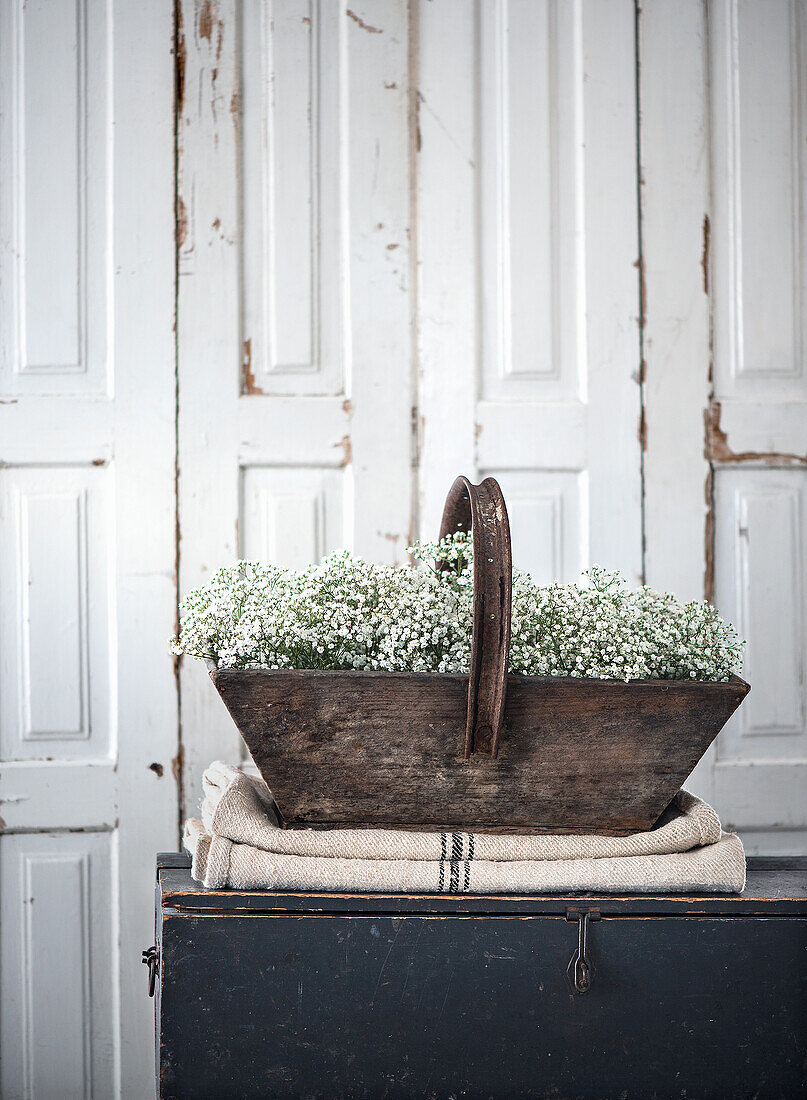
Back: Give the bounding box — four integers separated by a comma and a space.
152, 854, 807, 1099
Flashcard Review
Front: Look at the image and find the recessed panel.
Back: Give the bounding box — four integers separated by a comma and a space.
240, 0, 344, 393
0, 0, 111, 393
480, 470, 586, 584
240, 467, 345, 566
0, 466, 114, 759
479, 0, 585, 400
711, 0, 807, 397
714, 469, 806, 760
0, 832, 115, 1100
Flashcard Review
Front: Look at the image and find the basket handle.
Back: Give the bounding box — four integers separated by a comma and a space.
439, 476, 512, 758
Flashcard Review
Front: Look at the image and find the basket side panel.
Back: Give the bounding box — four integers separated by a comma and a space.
210, 671, 747, 833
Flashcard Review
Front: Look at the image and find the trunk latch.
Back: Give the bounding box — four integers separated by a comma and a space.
142, 945, 159, 997
565, 908, 600, 994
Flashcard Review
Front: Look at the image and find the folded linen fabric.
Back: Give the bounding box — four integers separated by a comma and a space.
183, 761, 746, 894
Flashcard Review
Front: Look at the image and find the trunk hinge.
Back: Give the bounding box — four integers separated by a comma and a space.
565, 908, 601, 994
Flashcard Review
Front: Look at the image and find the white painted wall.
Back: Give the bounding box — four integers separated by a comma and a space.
1, 0, 805, 1094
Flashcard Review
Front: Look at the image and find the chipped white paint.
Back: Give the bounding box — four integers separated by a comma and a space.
0, 1, 179, 1096
418, 0, 643, 584
185, 0, 805, 854
642, 0, 807, 849
177, 0, 413, 809
3, 5, 806, 1092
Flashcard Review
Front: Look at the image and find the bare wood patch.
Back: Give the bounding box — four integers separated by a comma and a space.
175, 2, 187, 116
634, 255, 647, 331
706, 401, 807, 466
703, 471, 715, 605
241, 338, 264, 395
177, 195, 188, 250
171, 745, 184, 786
346, 9, 383, 34
198, 0, 215, 43
701, 214, 710, 295
336, 435, 352, 466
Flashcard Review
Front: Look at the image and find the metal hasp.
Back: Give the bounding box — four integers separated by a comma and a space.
142, 945, 158, 998
565, 908, 601, 994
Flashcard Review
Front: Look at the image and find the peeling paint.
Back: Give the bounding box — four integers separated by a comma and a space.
241, 338, 265, 395
171, 745, 184, 786
198, 0, 215, 42
634, 255, 647, 330
703, 471, 715, 605
198, 0, 224, 69
337, 434, 352, 466
384, 81, 398, 89
175, 2, 186, 117
638, 408, 647, 452
177, 194, 188, 250
386, 242, 399, 251
701, 214, 711, 296
346, 9, 383, 33
92, 458, 106, 467
149, 762, 165, 778
706, 401, 807, 466
230, 88, 240, 121
342, 398, 354, 417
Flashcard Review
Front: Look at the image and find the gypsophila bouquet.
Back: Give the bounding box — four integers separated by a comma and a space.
170, 533, 743, 681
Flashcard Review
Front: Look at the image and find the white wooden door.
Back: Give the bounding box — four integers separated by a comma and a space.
0, 2, 178, 1096
417, 0, 643, 582
177, 0, 414, 808
640, 0, 807, 853
179, 0, 806, 859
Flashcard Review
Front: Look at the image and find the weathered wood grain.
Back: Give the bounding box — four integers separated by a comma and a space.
210, 667, 749, 833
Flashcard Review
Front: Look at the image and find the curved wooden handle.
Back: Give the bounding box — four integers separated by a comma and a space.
439, 476, 512, 758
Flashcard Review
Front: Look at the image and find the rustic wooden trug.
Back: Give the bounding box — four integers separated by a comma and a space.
209, 476, 749, 833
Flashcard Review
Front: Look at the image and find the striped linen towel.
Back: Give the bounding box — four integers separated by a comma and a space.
183, 761, 746, 894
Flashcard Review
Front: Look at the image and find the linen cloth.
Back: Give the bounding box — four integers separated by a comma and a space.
183, 761, 746, 894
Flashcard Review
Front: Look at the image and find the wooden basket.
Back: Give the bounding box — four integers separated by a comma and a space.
209, 476, 749, 834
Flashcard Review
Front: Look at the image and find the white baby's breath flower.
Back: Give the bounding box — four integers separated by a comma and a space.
169, 539, 744, 682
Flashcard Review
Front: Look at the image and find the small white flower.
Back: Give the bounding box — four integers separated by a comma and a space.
169, 540, 744, 682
